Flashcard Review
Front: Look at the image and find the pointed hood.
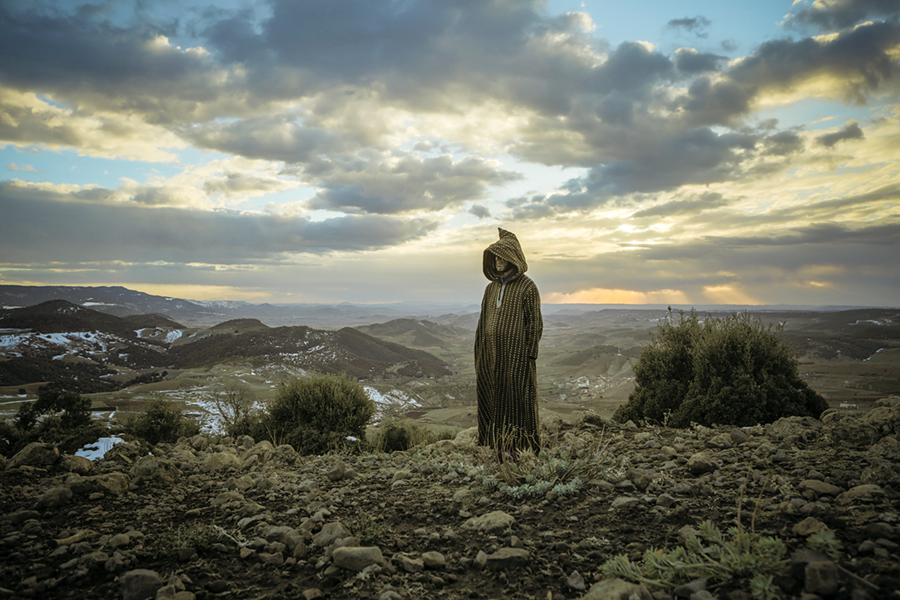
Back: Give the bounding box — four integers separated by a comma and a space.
483, 228, 528, 281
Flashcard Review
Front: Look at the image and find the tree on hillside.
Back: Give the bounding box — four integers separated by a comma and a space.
614, 310, 828, 428
208, 380, 256, 431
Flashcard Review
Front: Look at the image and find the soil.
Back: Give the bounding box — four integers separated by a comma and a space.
2, 405, 900, 600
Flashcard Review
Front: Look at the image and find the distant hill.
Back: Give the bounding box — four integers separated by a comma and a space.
0, 301, 172, 392
123, 314, 185, 330
169, 325, 451, 379
0, 285, 225, 325
0, 301, 451, 390
354, 318, 471, 349
209, 318, 270, 333
0, 284, 479, 328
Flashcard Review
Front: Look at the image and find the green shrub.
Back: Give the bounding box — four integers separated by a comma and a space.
261, 372, 375, 455
371, 419, 442, 452
614, 310, 828, 428
2, 386, 106, 457
126, 397, 201, 445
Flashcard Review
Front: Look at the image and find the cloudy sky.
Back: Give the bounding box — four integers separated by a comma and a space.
1, 0, 898, 307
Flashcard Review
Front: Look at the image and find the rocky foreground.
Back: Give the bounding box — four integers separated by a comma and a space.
2, 399, 899, 600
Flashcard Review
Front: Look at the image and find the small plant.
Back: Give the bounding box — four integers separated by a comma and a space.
601, 520, 788, 598
148, 523, 228, 559
125, 396, 201, 445
348, 511, 387, 545
436, 427, 621, 500
807, 528, 843, 560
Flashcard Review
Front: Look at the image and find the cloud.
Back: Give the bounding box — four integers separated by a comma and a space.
786, 0, 900, 31
673, 48, 725, 74
667, 16, 712, 38
631, 192, 730, 218
817, 121, 865, 147
0, 181, 440, 264
7, 162, 37, 172
305, 153, 521, 214
469, 204, 491, 219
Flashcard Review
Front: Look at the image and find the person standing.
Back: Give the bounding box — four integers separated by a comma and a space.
475, 228, 543, 455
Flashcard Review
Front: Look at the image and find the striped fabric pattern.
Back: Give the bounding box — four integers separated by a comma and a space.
475, 228, 543, 451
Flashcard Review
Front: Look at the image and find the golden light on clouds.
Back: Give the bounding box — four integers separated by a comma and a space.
129, 284, 277, 302
546, 287, 690, 304
702, 285, 762, 305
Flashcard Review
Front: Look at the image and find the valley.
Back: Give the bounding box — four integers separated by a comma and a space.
2, 289, 899, 439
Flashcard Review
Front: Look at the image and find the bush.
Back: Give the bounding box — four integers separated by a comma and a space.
614, 310, 828, 428
1, 386, 106, 457
126, 397, 201, 445
371, 419, 452, 452
260, 372, 374, 455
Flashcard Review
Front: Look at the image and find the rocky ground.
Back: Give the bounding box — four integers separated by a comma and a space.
1, 399, 899, 600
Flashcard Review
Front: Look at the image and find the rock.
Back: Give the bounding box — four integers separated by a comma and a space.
822, 412, 878, 446
422, 551, 446, 569
706, 434, 733, 449
805, 561, 840, 595
687, 452, 717, 475
454, 427, 478, 447
767, 416, 823, 440
109, 533, 131, 548
673, 578, 707, 598
463, 510, 515, 533
241, 440, 275, 463
868, 436, 900, 460
861, 458, 900, 486
625, 468, 653, 490
799, 479, 843, 497
730, 428, 750, 444
792, 517, 825, 536
34, 486, 73, 510
837, 484, 885, 505
201, 452, 243, 472
486, 547, 529, 569
7, 442, 59, 469
579, 578, 652, 600
313, 522, 351, 547
211, 491, 243, 506
131, 456, 181, 485
120, 569, 162, 600
863, 406, 900, 438
303, 589, 324, 600
610, 496, 640, 510
657, 494, 676, 508
274, 444, 298, 464
326, 461, 347, 481
396, 554, 424, 572
332, 546, 384, 571
58, 454, 93, 474
67, 472, 129, 495
566, 570, 587, 591
258, 552, 284, 566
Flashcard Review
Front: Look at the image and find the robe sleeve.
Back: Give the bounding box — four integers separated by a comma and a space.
523, 282, 542, 360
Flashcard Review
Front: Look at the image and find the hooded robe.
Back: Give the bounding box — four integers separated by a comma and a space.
475, 228, 543, 451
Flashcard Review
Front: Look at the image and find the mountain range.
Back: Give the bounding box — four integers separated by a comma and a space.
1, 285, 887, 329
0, 299, 451, 393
